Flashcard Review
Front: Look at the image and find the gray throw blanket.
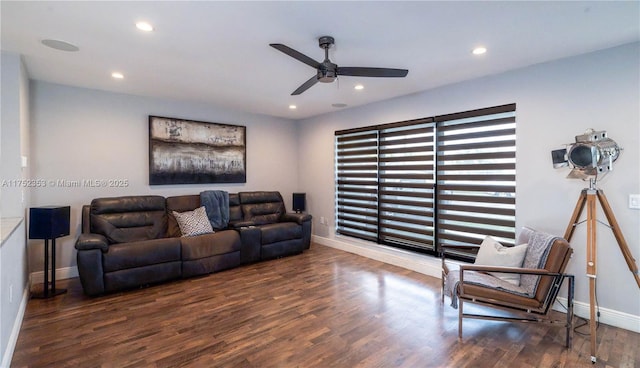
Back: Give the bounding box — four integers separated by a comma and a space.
519, 229, 560, 296
200, 190, 229, 230
444, 229, 560, 309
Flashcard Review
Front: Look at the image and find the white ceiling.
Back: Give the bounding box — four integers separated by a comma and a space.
2, 1, 639, 120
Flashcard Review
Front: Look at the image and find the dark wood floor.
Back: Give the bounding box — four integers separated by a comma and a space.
12, 244, 639, 368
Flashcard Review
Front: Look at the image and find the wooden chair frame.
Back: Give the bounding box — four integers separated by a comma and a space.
441, 244, 575, 348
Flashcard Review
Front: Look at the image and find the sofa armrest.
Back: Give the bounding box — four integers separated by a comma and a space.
282, 212, 312, 224
236, 226, 261, 264
75, 233, 109, 252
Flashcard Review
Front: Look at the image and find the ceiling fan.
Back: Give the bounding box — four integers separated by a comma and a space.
270, 36, 409, 95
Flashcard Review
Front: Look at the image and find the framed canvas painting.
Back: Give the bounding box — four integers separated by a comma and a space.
149, 116, 246, 185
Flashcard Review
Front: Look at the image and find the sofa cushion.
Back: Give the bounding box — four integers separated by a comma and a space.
260, 222, 302, 244
103, 237, 181, 273
90, 196, 167, 244
173, 207, 214, 236
239, 191, 285, 225
180, 230, 241, 261
229, 193, 242, 223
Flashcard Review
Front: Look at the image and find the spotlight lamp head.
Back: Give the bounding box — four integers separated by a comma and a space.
551, 129, 621, 182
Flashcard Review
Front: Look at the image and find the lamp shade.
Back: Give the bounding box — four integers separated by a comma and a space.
29, 206, 70, 239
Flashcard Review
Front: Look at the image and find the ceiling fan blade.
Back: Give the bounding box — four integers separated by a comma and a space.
292, 75, 319, 95
270, 44, 320, 69
337, 67, 409, 78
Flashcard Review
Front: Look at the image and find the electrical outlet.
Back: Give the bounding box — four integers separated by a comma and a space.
630, 194, 640, 210
320, 216, 326, 225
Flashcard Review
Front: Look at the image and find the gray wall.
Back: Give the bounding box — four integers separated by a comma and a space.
28, 81, 301, 275
0, 51, 30, 367
297, 42, 640, 318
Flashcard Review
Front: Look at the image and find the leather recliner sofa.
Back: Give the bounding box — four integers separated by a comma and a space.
75, 191, 311, 296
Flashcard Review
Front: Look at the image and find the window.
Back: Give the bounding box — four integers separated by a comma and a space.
435, 106, 516, 259
378, 119, 435, 251
335, 129, 379, 241
335, 104, 516, 260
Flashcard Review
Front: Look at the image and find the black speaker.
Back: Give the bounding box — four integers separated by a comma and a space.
29, 206, 70, 239
292, 193, 306, 213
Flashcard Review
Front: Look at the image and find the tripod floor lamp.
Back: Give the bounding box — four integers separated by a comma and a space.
563, 183, 640, 363
552, 129, 639, 363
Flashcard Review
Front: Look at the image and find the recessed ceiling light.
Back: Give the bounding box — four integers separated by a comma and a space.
332, 103, 348, 108
136, 22, 154, 32
472, 47, 487, 55
111, 72, 124, 79
41, 39, 79, 52
289, 105, 297, 110
354, 84, 364, 90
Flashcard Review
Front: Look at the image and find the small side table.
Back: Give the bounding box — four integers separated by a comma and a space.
29, 206, 70, 298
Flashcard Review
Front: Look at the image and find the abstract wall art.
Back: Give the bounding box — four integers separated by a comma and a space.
149, 116, 246, 185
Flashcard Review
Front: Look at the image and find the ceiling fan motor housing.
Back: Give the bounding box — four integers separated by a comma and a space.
318, 61, 338, 82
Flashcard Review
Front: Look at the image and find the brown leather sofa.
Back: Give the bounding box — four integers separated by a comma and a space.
75, 191, 311, 296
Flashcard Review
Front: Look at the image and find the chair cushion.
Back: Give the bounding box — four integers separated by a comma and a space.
474, 235, 528, 285
461, 278, 543, 310
444, 263, 538, 309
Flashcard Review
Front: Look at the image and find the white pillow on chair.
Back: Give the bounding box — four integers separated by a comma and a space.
474, 235, 528, 285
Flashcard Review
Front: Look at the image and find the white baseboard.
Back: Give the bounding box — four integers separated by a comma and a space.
554, 297, 640, 333
313, 234, 442, 278
1, 285, 29, 368
29, 266, 78, 284
313, 234, 640, 333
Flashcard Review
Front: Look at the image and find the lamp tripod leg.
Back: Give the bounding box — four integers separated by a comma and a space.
564, 187, 639, 364
564, 190, 587, 241
586, 191, 597, 363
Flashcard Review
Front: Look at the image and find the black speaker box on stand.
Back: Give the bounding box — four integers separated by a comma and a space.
292, 193, 306, 213
29, 206, 70, 298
